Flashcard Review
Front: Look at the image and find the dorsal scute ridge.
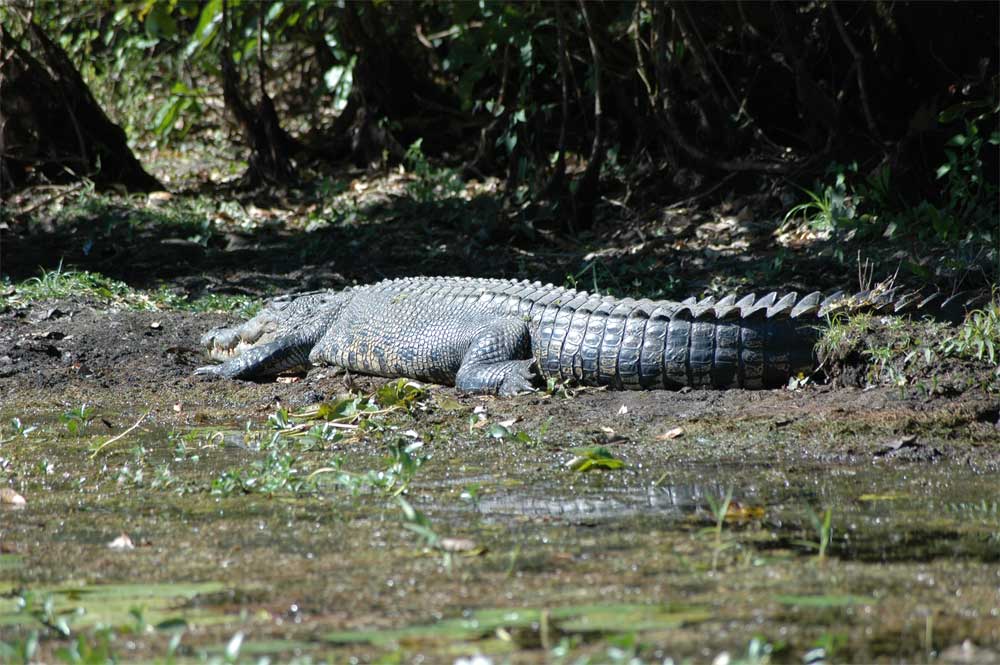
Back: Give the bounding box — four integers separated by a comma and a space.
713, 304, 741, 319
740, 292, 777, 319
579, 295, 606, 313
892, 292, 920, 313
630, 300, 657, 319
692, 301, 716, 319
938, 291, 968, 309
359, 277, 964, 326
715, 294, 737, 308
562, 293, 593, 310
918, 293, 942, 310
648, 304, 674, 321
767, 292, 798, 318
756, 292, 778, 309
790, 292, 822, 318
818, 290, 847, 316
674, 304, 695, 319
609, 301, 634, 318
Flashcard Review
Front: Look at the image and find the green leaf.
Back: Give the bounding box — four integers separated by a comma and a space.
565, 446, 625, 472
153, 97, 182, 137
144, 3, 178, 40
402, 522, 439, 546
486, 424, 512, 439
938, 100, 991, 124
316, 397, 361, 420
514, 431, 533, 445
186, 0, 222, 58
154, 617, 189, 631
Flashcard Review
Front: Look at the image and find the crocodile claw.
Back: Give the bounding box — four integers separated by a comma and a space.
498, 361, 537, 396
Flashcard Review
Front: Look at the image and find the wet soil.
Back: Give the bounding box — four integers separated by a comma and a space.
1, 292, 999, 663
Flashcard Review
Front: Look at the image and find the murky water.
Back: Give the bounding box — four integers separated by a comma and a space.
1, 408, 998, 663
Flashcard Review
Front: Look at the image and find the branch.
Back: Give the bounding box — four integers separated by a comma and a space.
542, 1, 570, 197
257, 5, 266, 97
829, 2, 882, 142
573, 0, 605, 228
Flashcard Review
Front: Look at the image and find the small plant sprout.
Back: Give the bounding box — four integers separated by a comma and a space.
0, 418, 37, 444
797, 506, 834, 563
396, 496, 439, 548
61, 404, 96, 437
940, 299, 1000, 371
705, 486, 735, 572
403, 139, 463, 203
459, 483, 481, 507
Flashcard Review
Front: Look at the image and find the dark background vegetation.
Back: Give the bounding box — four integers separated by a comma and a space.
0, 0, 997, 296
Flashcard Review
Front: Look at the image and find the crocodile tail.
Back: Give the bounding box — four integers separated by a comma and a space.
533, 288, 985, 390
533, 292, 822, 389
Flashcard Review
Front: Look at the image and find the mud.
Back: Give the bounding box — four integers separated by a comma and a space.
1, 290, 998, 662
2, 295, 997, 463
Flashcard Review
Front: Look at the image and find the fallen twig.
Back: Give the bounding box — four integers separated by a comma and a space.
89, 411, 149, 459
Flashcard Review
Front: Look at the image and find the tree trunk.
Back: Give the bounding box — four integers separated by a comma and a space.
0, 21, 162, 195
332, 3, 456, 167
220, 0, 296, 187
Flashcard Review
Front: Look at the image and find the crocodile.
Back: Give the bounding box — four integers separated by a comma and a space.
462, 482, 741, 521
196, 276, 958, 395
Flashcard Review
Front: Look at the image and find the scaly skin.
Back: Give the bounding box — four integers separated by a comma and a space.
196, 276, 962, 394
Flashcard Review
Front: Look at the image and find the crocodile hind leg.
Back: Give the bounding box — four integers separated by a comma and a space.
455, 318, 536, 396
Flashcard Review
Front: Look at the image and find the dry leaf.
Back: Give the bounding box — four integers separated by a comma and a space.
657, 427, 685, 440
0, 488, 26, 507
439, 538, 480, 553
726, 501, 766, 521
107, 533, 135, 550
147, 191, 173, 205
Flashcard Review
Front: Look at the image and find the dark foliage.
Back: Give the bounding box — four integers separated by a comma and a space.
1, 2, 996, 245
0, 20, 162, 194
